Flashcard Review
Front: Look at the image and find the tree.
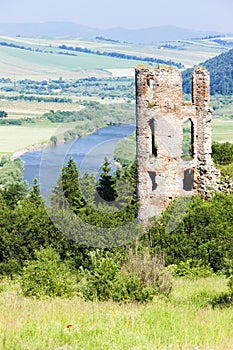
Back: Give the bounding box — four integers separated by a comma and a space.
0, 111, 7, 118
96, 157, 116, 203
51, 157, 84, 212
50, 136, 57, 146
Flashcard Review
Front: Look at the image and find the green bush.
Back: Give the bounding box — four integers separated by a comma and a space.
174, 259, 214, 278
78, 250, 122, 301
20, 247, 78, 298
212, 141, 233, 165
146, 194, 233, 272
228, 275, 233, 295
78, 249, 172, 302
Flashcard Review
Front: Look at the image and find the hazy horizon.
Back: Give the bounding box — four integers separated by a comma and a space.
0, 0, 232, 33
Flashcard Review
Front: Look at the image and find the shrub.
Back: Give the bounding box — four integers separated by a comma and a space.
20, 247, 78, 298
78, 250, 122, 301
78, 249, 172, 303
174, 259, 214, 278
212, 141, 233, 165
114, 250, 173, 302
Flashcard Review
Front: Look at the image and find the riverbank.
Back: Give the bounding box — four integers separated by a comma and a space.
10, 126, 104, 161
20, 124, 136, 193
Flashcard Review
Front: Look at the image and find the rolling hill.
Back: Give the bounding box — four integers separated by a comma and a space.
0, 22, 224, 43
182, 48, 233, 95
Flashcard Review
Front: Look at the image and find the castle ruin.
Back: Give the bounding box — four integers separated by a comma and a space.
135, 65, 220, 223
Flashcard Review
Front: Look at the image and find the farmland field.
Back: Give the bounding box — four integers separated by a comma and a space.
0, 125, 63, 154
0, 35, 227, 79
0, 99, 83, 119
212, 119, 233, 142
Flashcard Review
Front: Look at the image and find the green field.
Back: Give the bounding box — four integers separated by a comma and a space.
0, 276, 232, 350
212, 119, 233, 142
0, 125, 61, 154
0, 35, 226, 80
0, 44, 140, 80
0, 99, 82, 119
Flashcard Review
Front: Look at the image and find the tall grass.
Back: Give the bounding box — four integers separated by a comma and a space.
0, 276, 232, 349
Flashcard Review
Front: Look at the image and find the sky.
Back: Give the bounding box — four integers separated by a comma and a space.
0, 0, 232, 33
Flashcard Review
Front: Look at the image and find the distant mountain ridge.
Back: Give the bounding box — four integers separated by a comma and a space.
0, 22, 225, 43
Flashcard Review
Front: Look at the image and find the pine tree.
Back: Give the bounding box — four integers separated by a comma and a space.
96, 157, 116, 203
51, 157, 84, 212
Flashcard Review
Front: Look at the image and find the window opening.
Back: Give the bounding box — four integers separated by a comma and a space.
149, 118, 157, 157
147, 78, 156, 99
148, 171, 157, 191
183, 169, 194, 191
182, 119, 194, 160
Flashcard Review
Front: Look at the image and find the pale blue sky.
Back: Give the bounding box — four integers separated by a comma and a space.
1, 0, 232, 33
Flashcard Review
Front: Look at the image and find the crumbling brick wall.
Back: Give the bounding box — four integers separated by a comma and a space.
135, 65, 220, 223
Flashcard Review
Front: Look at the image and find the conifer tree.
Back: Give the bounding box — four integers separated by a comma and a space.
51, 157, 84, 212
96, 157, 116, 203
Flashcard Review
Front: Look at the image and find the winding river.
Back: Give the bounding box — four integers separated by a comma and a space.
21, 124, 136, 201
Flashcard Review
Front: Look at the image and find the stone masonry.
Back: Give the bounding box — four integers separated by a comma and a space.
135, 65, 220, 223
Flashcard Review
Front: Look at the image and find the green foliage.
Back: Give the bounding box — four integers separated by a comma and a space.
20, 247, 78, 298
174, 259, 213, 278
43, 102, 135, 126
0, 110, 7, 118
78, 249, 172, 302
78, 250, 122, 301
50, 135, 57, 146
182, 48, 233, 95
144, 193, 233, 272
212, 141, 233, 165
97, 157, 116, 202
51, 157, 84, 212
0, 156, 25, 186
114, 132, 136, 167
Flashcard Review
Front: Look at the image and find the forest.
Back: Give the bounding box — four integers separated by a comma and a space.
182, 48, 233, 95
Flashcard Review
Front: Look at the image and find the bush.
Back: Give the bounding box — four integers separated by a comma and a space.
174, 259, 214, 278
20, 247, 78, 298
78, 249, 172, 303
146, 194, 233, 272
78, 250, 122, 301
112, 251, 172, 302
212, 141, 233, 165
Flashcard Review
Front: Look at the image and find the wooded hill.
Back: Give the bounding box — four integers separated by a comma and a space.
182, 48, 233, 95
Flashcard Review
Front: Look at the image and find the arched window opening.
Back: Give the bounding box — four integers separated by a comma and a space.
148, 171, 157, 191
147, 78, 156, 99
149, 118, 157, 157
183, 168, 194, 191
182, 119, 194, 160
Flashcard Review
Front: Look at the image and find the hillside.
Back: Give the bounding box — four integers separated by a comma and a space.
0, 35, 224, 80
182, 48, 233, 95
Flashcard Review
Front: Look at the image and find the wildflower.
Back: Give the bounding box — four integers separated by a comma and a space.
64, 323, 79, 335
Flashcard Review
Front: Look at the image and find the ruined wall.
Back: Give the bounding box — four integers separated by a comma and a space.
136, 65, 220, 223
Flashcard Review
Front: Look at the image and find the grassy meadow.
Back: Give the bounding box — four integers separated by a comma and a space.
0, 276, 232, 350
0, 125, 61, 154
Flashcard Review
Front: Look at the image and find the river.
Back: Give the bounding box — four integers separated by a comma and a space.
21, 124, 136, 201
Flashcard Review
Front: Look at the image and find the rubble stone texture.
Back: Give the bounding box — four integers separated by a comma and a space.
135, 65, 220, 223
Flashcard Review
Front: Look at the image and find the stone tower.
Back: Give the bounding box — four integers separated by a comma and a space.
135, 65, 220, 223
